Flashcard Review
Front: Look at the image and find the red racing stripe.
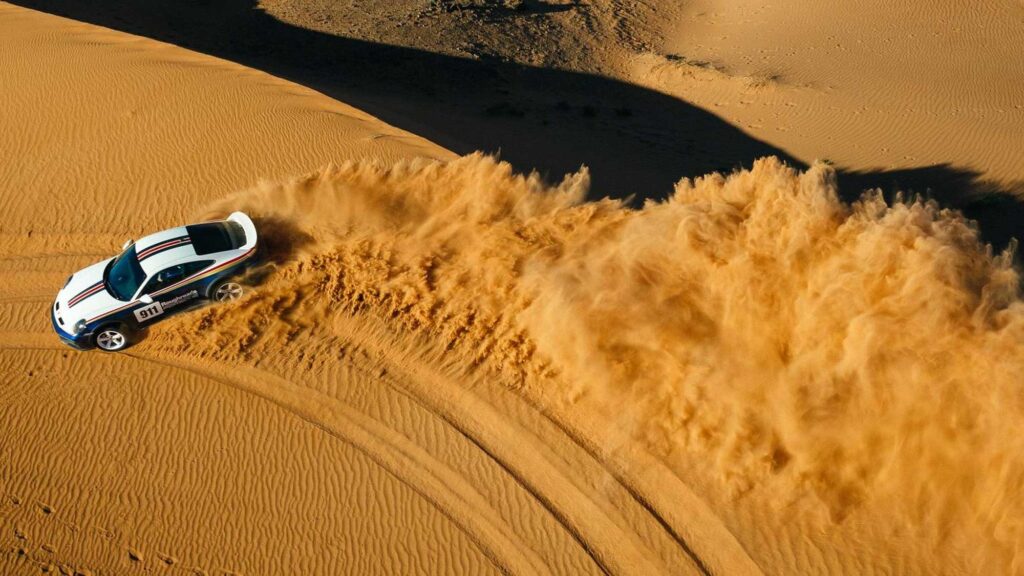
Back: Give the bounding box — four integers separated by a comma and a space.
137, 236, 191, 261
88, 246, 257, 323
68, 281, 104, 307
151, 247, 256, 297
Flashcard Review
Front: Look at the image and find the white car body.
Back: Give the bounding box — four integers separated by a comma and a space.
52, 212, 258, 349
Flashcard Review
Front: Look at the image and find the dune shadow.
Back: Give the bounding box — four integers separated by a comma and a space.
441, 0, 583, 17
12, 0, 1023, 252
840, 167, 1024, 253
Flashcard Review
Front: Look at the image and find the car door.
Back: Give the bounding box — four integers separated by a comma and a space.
132, 261, 210, 326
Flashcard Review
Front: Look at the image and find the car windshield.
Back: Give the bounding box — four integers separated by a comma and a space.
105, 245, 146, 301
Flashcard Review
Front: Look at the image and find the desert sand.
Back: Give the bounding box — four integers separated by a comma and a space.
2, 1, 1024, 575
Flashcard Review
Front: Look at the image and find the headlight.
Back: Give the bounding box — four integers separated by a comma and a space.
73, 320, 87, 335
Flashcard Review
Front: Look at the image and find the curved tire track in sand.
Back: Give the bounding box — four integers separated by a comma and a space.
2, 325, 740, 576
131, 344, 678, 575
518, 398, 765, 576
124, 351, 554, 576
326, 313, 760, 576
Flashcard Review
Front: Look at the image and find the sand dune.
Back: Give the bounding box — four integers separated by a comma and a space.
3, 1, 1024, 575
0, 3, 450, 239
252, 0, 1024, 197
643, 0, 1024, 187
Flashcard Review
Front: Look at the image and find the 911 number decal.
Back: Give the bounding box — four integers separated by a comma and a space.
134, 301, 164, 322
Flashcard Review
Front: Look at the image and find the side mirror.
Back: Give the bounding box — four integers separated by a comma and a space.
139, 294, 154, 304
122, 239, 134, 250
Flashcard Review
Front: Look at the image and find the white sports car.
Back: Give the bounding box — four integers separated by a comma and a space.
51, 212, 258, 351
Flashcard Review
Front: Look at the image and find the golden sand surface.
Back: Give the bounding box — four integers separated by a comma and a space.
644, 0, 1024, 187
2, 2, 1024, 575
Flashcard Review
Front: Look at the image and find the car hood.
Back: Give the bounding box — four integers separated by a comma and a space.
54, 257, 129, 326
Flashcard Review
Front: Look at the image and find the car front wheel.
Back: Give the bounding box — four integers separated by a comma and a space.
94, 326, 130, 352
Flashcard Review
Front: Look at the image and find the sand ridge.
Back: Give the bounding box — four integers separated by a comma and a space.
0, 3, 451, 238
648, 0, 1024, 187
253, 0, 1024, 197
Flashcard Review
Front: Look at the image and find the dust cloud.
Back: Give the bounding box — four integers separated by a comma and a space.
172, 154, 1024, 570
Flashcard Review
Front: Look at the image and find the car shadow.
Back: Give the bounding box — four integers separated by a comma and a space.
12, 0, 1024, 253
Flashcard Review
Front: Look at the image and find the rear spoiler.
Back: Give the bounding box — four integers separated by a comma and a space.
227, 212, 258, 251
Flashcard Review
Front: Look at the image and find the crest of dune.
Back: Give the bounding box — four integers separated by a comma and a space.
159, 153, 1024, 571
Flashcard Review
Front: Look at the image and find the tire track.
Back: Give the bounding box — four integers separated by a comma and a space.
526, 400, 765, 576
125, 350, 554, 576
327, 314, 680, 576
3, 311, 754, 575
330, 310, 763, 576
3, 329, 596, 574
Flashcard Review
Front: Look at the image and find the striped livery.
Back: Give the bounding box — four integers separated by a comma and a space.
68, 280, 104, 308
137, 235, 191, 261
51, 212, 258, 351
87, 246, 256, 324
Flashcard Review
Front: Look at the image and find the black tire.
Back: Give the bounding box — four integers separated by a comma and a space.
210, 278, 244, 302
93, 324, 132, 352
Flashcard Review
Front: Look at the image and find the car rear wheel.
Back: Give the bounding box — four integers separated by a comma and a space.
213, 280, 243, 302
95, 326, 129, 352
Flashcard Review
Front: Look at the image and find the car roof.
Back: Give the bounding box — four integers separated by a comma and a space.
134, 225, 203, 276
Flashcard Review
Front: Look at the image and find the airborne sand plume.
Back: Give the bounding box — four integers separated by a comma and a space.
152, 154, 1024, 573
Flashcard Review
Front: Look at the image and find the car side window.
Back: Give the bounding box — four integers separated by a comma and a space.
141, 265, 184, 295
140, 261, 212, 296
181, 260, 213, 276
